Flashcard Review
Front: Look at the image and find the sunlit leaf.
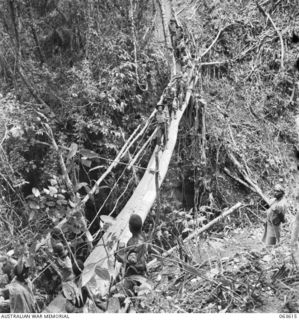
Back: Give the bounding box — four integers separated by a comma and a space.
75, 182, 88, 191
81, 158, 92, 168
49, 179, 57, 186
48, 186, 58, 196
68, 143, 78, 160
29, 202, 40, 209
32, 188, 40, 197
80, 148, 100, 159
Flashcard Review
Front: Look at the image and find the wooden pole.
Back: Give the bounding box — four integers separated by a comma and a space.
81, 123, 142, 204
201, 100, 207, 164
128, 128, 158, 170
120, 110, 156, 162
155, 150, 160, 224
120, 129, 139, 185
148, 202, 242, 268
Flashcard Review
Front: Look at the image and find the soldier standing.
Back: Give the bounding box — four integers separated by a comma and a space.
262, 184, 287, 245
155, 103, 169, 150
0, 257, 37, 313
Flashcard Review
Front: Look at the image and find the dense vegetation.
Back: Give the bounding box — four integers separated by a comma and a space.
0, 0, 299, 312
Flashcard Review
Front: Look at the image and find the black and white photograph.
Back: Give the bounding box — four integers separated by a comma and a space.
0, 0, 298, 315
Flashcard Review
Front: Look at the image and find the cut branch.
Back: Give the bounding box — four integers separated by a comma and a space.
224, 167, 256, 193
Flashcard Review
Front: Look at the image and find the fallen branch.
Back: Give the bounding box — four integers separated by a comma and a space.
200, 61, 228, 66
224, 167, 256, 193
148, 202, 242, 268
227, 152, 271, 205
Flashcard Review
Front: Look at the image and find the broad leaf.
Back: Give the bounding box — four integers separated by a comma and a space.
75, 182, 88, 191
80, 148, 100, 159
68, 143, 78, 160
29, 202, 40, 210
106, 297, 120, 313
32, 188, 40, 197
95, 266, 111, 281
49, 179, 57, 186
48, 186, 58, 196
81, 158, 92, 168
